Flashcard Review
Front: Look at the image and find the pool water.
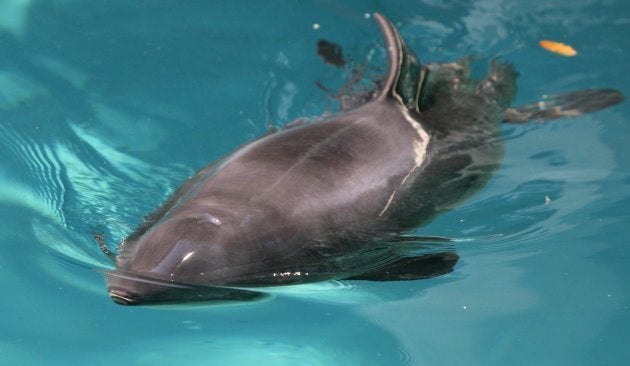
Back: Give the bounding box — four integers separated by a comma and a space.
1, 1, 629, 365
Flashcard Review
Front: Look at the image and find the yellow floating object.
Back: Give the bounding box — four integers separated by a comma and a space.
539, 40, 577, 57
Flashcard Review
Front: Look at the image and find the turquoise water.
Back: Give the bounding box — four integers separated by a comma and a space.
1, 1, 629, 365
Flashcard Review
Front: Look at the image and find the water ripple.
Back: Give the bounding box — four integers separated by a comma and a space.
0, 124, 66, 224
395, 347, 414, 366
0, 116, 191, 276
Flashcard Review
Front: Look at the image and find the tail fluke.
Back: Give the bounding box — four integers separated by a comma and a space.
504, 88, 624, 123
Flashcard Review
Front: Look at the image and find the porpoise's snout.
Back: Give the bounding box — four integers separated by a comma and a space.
105, 270, 268, 306
108, 287, 139, 306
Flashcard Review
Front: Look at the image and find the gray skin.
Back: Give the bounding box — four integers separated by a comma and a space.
105, 13, 622, 305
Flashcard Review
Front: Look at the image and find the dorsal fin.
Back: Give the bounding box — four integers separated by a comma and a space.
373, 13, 426, 113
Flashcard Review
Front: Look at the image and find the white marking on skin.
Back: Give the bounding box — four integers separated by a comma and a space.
379, 106, 430, 216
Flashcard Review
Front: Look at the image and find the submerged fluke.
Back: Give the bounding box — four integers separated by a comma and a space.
504, 88, 624, 123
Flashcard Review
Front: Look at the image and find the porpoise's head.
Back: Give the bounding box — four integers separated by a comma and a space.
106, 214, 267, 305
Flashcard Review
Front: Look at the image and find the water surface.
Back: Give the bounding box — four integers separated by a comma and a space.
1, 1, 629, 365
